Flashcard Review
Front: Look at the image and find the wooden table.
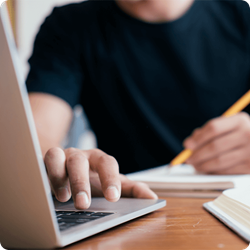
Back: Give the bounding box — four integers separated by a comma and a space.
64, 197, 248, 250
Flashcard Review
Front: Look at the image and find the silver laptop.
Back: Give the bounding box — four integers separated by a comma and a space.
0, 3, 166, 249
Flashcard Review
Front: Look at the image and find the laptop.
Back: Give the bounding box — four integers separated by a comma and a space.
0, 3, 166, 249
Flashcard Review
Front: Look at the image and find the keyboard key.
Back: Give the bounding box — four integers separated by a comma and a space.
73, 211, 95, 216
60, 215, 98, 220
56, 210, 114, 231
94, 212, 113, 216
56, 211, 74, 215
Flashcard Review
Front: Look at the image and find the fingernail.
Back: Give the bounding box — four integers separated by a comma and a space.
57, 187, 70, 201
106, 186, 119, 200
76, 192, 89, 207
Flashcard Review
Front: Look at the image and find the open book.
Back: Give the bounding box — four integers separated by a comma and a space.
127, 164, 250, 198
203, 188, 250, 241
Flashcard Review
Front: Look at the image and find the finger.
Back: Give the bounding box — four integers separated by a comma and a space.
120, 175, 158, 199
187, 129, 248, 165
87, 149, 121, 202
184, 112, 250, 150
44, 147, 71, 202
193, 146, 250, 174
89, 172, 103, 197
65, 148, 91, 210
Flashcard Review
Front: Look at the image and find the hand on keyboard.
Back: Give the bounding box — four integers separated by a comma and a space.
44, 147, 158, 210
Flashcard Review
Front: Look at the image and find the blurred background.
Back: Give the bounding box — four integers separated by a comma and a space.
6, 0, 97, 150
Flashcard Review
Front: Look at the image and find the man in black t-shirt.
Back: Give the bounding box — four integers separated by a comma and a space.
27, 0, 250, 209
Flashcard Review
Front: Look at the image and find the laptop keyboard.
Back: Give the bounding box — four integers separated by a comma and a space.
56, 211, 114, 231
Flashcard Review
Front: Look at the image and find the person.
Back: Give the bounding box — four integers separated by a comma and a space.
26, 0, 250, 210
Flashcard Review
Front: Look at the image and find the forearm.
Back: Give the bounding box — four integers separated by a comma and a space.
29, 93, 73, 157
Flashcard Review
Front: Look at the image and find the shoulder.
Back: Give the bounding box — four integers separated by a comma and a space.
205, 0, 250, 22
40, 0, 116, 39
202, 0, 250, 39
53, 1, 101, 14
49, 1, 109, 25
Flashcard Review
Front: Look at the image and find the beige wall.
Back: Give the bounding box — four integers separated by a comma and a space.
6, 0, 16, 39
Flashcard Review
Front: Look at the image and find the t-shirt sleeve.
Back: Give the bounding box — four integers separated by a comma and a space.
26, 6, 84, 108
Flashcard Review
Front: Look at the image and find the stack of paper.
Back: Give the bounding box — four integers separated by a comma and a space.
127, 164, 250, 198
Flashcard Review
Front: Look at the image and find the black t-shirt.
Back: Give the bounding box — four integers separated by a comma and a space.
26, 0, 250, 174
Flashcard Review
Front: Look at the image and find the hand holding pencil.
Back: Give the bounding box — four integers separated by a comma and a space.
170, 90, 250, 175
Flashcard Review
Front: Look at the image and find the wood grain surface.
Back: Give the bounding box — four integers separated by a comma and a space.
64, 197, 248, 250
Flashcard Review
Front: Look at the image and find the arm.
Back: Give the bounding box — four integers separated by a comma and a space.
29, 93, 157, 210
29, 92, 73, 156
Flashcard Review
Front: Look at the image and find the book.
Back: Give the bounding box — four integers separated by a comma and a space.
127, 164, 250, 198
203, 188, 250, 242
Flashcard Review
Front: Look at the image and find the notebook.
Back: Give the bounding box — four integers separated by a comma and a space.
0, 3, 166, 249
127, 164, 250, 198
203, 187, 250, 242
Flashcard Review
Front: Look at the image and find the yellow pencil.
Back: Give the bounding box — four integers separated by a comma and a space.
170, 90, 250, 166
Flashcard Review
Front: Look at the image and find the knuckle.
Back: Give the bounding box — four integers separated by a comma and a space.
71, 178, 86, 187
238, 113, 250, 130
92, 148, 103, 155
99, 155, 118, 168
207, 121, 219, 136
241, 113, 250, 127
238, 112, 250, 123
45, 147, 63, 159
192, 128, 200, 137
64, 147, 76, 155
237, 113, 250, 136
67, 152, 88, 166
